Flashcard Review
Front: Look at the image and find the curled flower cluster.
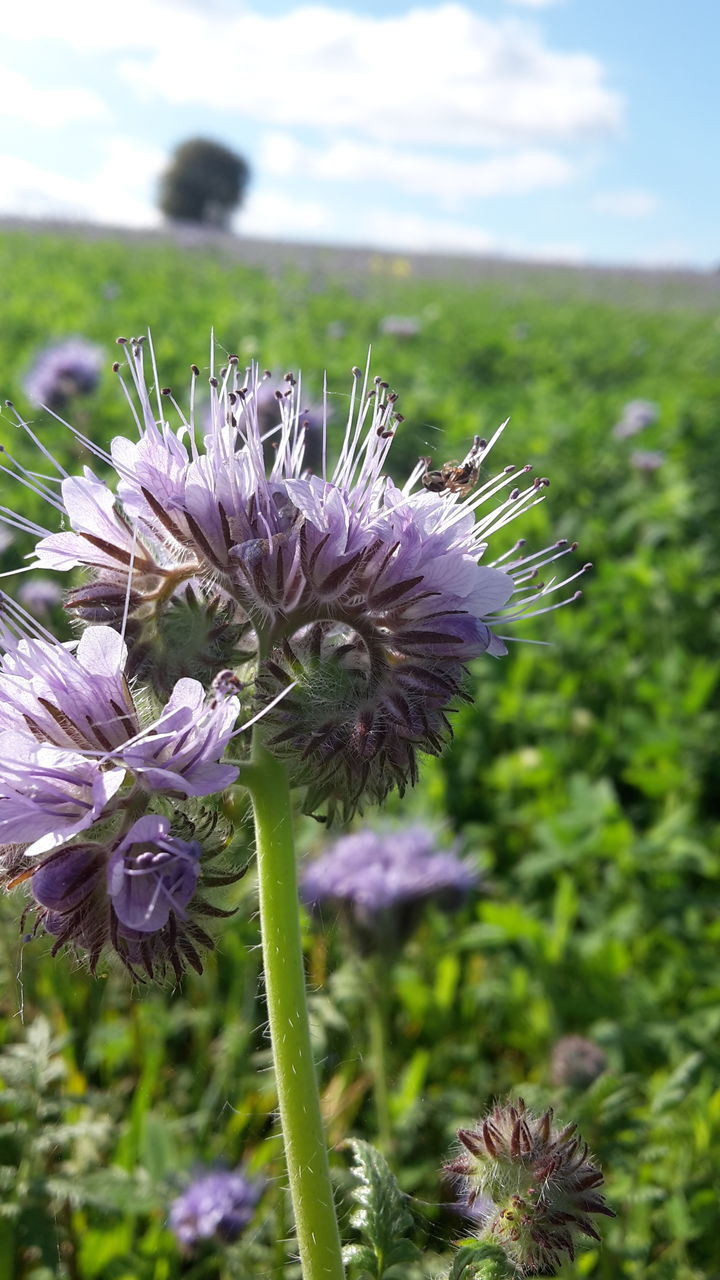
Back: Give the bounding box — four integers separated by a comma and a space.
301, 825, 478, 946
0, 333, 584, 970
169, 1166, 264, 1247
0, 596, 241, 976
7, 336, 583, 820
447, 1099, 613, 1276
23, 336, 103, 412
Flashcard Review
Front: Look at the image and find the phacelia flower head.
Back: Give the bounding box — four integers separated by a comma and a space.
23, 336, 102, 412
4, 336, 586, 820
447, 1099, 613, 1276
169, 1166, 264, 1248
612, 398, 659, 440
0, 597, 242, 976
17, 576, 63, 617
630, 448, 664, 473
301, 825, 478, 946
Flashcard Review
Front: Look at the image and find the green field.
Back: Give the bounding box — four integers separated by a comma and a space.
0, 227, 718, 1280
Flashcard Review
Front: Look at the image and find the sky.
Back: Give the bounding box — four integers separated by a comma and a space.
0, 0, 716, 267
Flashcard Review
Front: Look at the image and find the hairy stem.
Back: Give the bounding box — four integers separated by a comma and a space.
245, 736, 345, 1280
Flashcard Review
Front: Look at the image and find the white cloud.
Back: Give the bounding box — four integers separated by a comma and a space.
358, 211, 498, 255
506, 0, 564, 9
261, 133, 575, 206
0, 0, 172, 51
239, 186, 332, 238
0, 137, 164, 226
624, 239, 696, 267
0, 2, 620, 148
0, 67, 109, 125
346, 209, 585, 262
594, 189, 658, 218
123, 4, 620, 147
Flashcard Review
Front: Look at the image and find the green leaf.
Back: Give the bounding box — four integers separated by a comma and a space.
344, 1138, 422, 1279
446, 1242, 513, 1280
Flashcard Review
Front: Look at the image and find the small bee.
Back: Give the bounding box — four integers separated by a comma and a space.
420, 434, 485, 497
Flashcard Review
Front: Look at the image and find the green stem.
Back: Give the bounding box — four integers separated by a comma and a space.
244, 736, 345, 1280
366, 957, 393, 1152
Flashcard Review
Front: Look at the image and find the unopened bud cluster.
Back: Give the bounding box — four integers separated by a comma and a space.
447, 1099, 613, 1276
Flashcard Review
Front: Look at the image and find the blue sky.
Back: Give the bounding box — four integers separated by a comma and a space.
0, 0, 715, 266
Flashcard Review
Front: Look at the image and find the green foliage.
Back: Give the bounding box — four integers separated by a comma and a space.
159, 137, 250, 228
446, 1242, 513, 1280
0, 226, 718, 1277
0, 1017, 157, 1276
343, 1139, 423, 1278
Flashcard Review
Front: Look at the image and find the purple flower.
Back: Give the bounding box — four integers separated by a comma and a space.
17, 577, 63, 616
0, 732, 125, 857
301, 826, 478, 944
121, 677, 240, 797
169, 1167, 264, 1247
0, 600, 242, 976
107, 816, 201, 933
17, 818, 218, 977
0, 617, 140, 752
630, 448, 665, 472
0, 604, 239, 795
378, 314, 421, 339
10, 336, 583, 819
612, 398, 659, 440
24, 337, 103, 412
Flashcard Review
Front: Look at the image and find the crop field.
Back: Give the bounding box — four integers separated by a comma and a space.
0, 226, 718, 1280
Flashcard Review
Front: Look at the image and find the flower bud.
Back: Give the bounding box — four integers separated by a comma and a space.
550, 1035, 607, 1090
447, 1099, 613, 1276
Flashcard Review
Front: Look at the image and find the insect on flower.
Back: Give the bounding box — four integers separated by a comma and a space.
0, 337, 589, 824
420, 433, 485, 497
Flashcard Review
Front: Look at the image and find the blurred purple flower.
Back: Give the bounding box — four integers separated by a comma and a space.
301, 826, 478, 943
17, 576, 63, 616
612, 398, 659, 440
630, 448, 665, 472
379, 315, 421, 339
169, 1167, 264, 1247
24, 337, 102, 412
